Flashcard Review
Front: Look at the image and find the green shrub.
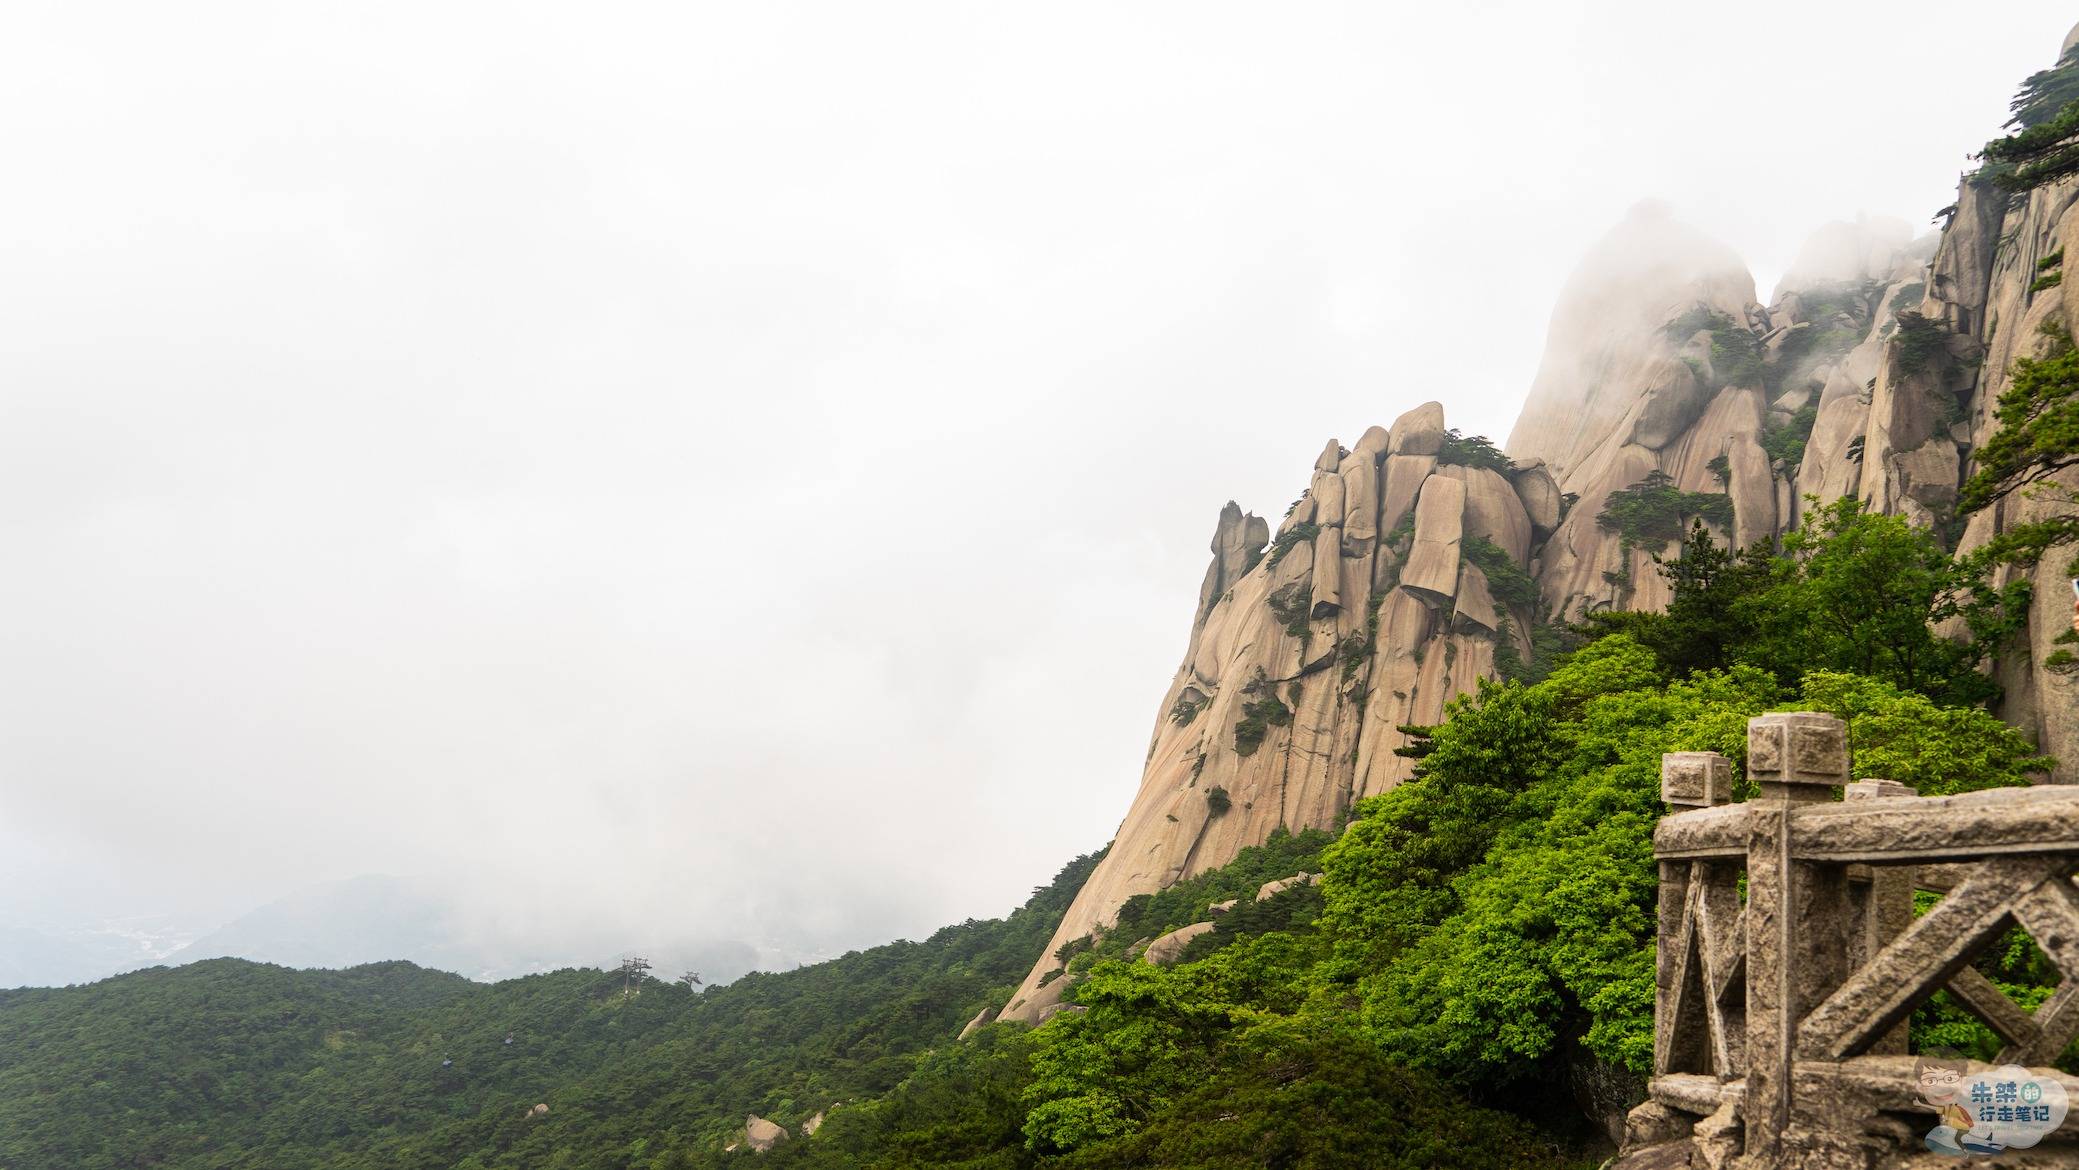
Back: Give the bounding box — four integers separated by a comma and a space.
1760, 403, 1819, 466
1596, 470, 1735, 551
1436, 429, 1514, 472
1265, 523, 1319, 569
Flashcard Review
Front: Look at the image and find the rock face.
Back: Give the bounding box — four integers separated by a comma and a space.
1141, 922, 1216, 965
1498, 34, 2079, 773
957, 1005, 995, 1040
743, 1116, 789, 1153
1255, 871, 1320, 902
1000, 34, 2079, 1039
998, 402, 1543, 1023
1509, 206, 1933, 622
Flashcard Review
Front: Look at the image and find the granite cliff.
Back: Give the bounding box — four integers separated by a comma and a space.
1004, 27, 2079, 1026
1000, 405, 1555, 1022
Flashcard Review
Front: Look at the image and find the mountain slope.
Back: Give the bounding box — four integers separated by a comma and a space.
999, 406, 1558, 1022
0, 851, 1103, 1170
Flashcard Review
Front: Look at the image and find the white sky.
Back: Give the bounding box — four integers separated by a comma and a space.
3, 2, 2074, 966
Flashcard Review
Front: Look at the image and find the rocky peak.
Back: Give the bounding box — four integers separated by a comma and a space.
999, 402, 1545, 1023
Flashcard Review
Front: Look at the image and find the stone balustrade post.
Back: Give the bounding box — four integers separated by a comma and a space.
1843, 778, 1917, 1056
1741, 712, 1850, 1159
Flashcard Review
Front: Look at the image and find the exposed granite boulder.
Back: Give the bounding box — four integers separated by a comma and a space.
1628, 357, 1710, 447
1439, 464, 1533, 564
1511, 461, 1563, 536
743, 1116, 789, 1153
1389, 400, 1446, 456
1452, 561, 1499, 634
1142, 922, 1216, 965
957, 1005, 995, 1040
1399, 476, 1465, 601
1255, 872, 1320, 901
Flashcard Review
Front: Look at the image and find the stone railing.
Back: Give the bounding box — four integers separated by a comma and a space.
1630, 712, 2079, 1169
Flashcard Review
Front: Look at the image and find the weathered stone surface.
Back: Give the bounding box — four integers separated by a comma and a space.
1339, 452, 1379, 543
1142, 921, 1215, 965
1511, 461, 1562, 536
1439, 464, 1533, 564
1377, 454, 1435, 539
1796, 854, 2072, 1060
1724, 433, 1775, 550
743, 1116, 789, 1153
958, 1005, 995, 1040
1389, 401, 1446, 456
1313, 438, 1341, 473
1661, 751, 1732, 808
1688, 1101, 1741, 1170
1351, 424, 1390, 459
1629, 357, 1711, 447
802, 1111, 824, 1136
1786, 784, 2079, 863
1309, 524, 1343, 615
1207, 898, 1237, 917
1452, 561, 1499, 633
1309, 465, 1346, 527
1255, 872, 1319, 901
1507, 202, 1757, 479
1399, 476, 1465, 601
1890, 438, 1959, 516
1746, 712, 1848, 793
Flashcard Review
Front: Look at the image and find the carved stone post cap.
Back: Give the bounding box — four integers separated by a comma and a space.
1661, 751, 1733, 807
1844, 778, 1916, 800
1746, 711, 1848, 788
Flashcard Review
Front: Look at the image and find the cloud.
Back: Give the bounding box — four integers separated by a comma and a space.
2, 1, 2073, 977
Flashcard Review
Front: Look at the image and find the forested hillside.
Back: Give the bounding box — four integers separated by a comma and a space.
0, 852, 1104, 1170
5, 508, 2072, 1170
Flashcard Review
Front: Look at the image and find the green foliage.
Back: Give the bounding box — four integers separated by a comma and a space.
1165, 693, 1204, 727
1435, 429, 1515, 472
2032, 269, 2063, 293
1460, 535, 1538, 609
1891, 310, 1947, 377
1747, 497, 2005, 705
1979, 44, 2079, 190
1584, 521, 1774, 678
1759, 403, 1818, 466
1104, 830, 1331, 963
0, 851, 1108, 1170
1266, 581, 1313, 637
1203, 786, 1231, 817
1797, 672, 2051, 793
1664, 304, 1763, 386
1706, 454, 1730, 485
1595, 470, 1735, 552
1232, 691, 1292, 758
1961, 325, 2079, 574
2006, 44, 2079, 129
1264, 522, 1318, 569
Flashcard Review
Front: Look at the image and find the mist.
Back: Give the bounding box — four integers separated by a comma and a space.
4, 2, 2074, 983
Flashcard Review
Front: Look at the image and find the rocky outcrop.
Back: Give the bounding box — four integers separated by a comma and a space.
1255, 872, 1320, 901
998, 402, 1542, 1023
957, 1005, 995, 1040
999, 30, 2079, 1043
742, 1116, 789, 1153
1511, 205, 1930, 621
1142, 922, 1216, 965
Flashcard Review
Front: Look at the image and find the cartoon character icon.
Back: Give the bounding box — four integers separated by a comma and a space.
1917, 1055, 1975, 1157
